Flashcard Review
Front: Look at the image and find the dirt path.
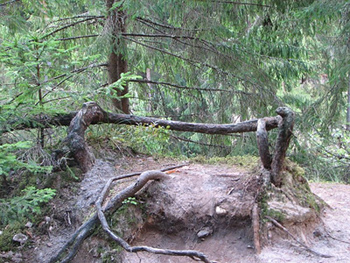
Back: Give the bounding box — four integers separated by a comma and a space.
258, 183, 350, 263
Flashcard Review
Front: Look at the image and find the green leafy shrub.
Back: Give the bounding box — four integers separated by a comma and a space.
0, 186, 56, 226
0, 141, 52, 179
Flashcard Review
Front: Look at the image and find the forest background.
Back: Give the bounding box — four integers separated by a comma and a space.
0, 0, 350, 243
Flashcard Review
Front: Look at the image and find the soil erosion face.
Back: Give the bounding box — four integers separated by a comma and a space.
121, 164, 259, 263
21, 157, 350, 263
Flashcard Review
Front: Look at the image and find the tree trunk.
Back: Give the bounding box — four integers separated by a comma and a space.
256, 118, 272, 169
66, 102, 107, 172
346, 75, 350, 131
271, 107, 294, 186
106, 0, 129, 114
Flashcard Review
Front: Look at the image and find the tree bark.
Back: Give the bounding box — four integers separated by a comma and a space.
271, 107, 294, 186
1, 105, 280, 135
106, 0, 129, 114
256, 118, 273, 169
66, 102, 107, 172
346, 75, 350, 131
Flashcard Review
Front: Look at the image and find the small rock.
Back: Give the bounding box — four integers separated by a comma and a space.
197, 227, 213, 239
25, 221, 33, 228
47, 242, 52, 247
0, 230, 3, 235
215, 206, 227, 215
13, 233, 28, 245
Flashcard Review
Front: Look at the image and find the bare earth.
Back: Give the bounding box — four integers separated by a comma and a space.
8, 156, 350, 263
119, 160, 350, 263
259, 182, 350, 263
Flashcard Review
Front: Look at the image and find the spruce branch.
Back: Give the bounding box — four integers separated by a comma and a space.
129, 79, 252, 95
0, 0, 20, 7
42, 17, 101, 39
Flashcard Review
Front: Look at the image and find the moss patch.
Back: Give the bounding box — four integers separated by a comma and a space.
191, 155, 260, 170
0, 221, 25, 251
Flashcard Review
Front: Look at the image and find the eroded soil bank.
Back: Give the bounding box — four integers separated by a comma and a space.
3, 156, 350, 263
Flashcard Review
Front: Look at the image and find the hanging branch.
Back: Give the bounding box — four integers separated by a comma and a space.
41, 17, 102, 39
56, 34, 99, 41
212, 1, 271, 7
136, 17, 203, 31
129, 78, 251, 94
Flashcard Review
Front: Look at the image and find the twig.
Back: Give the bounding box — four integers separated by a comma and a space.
169, 133, 231, 149
318, 216, 350, 245
265, 216, 333, 258
211, 1, 271, 7
129, 78, 251, 95
0, 0, 19, 6
57, 34, 99, 41
41, 17, 101, 39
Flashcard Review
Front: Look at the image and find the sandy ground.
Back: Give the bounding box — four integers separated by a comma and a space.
258, 182, 350, 263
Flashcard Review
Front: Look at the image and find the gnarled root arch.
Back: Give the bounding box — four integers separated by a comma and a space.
49, 166, 214, 263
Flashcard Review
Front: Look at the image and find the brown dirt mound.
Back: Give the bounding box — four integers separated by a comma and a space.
121, 163, 258, 263
13, 157, 350, 263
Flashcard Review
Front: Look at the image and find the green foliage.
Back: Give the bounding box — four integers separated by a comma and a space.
1, 0, 350, 183
0, 221, 24, 251
0, 186, 56, 226
0, 141, 52, 178
291, 128, 350, 182
192, 155, 260, 170
110, 125, 171, 156
122, 197, 138, 206
96, 72, 142, 100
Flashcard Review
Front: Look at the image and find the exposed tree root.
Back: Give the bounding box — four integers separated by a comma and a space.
252, 203, 261, 254
96, 170, 213, 263
318, 216, 350, 245
265, 216, 333, 258
49, 164, 214, 263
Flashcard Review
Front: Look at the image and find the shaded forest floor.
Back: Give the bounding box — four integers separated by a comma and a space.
3, 156, 350, 263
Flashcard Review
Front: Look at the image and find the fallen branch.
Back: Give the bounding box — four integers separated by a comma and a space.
1, 101, 280, 134
96, 170, 213, 263
265, 216, 333, 258
48, 164, 188, 263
